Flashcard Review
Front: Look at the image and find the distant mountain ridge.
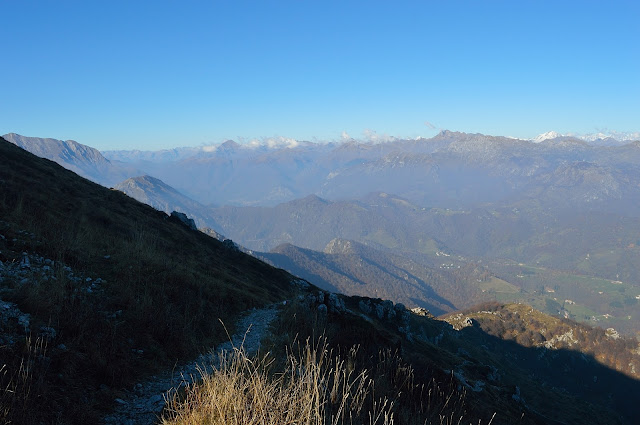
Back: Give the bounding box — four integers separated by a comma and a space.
259, 238, 485, 315
533, 130, 640, 145
114, 175, 222, 232
3, 133, 140, 186
8, 130, 640, 209
100, 129, 640, 208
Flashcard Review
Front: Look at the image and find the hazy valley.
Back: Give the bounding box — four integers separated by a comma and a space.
3, 132, 640, 424
17, 129, 637, 337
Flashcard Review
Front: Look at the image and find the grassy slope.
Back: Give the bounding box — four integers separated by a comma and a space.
0, 138, 297, 423
443, 303, 640, 422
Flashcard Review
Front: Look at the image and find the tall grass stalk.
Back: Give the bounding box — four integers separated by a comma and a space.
0, 336, 48, 424
162, 339, 395, 425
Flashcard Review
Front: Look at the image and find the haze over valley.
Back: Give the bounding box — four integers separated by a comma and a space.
7, 130, 640, 339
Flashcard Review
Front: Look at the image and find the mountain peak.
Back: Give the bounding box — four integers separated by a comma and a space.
533, 131, 562, 143
120, 174, 167, 188
220, 140, 240, 150
1, 132, 125, 185
324, 238, 357, 255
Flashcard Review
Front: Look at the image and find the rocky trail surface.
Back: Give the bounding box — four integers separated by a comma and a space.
102, 305, 280, 425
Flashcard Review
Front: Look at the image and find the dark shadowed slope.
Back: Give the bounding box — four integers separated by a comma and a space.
0, 137, 297, 423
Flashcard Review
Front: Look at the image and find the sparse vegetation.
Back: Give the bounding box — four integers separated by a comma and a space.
162, 337, 490, 425
463, 303, 640, 378
162, 340, 397, 425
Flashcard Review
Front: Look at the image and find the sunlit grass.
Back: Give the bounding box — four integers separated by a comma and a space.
162, 339, 395, 425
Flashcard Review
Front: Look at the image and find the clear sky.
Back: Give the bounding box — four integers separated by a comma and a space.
2, 1, 638, 151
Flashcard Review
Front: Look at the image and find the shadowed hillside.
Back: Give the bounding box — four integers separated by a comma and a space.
0, 137, 297, 423
259, 239, 486, 315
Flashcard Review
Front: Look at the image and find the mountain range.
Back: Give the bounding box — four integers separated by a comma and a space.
2, 134, 640, 424
3, 133, 140, 186
7, 130, 640, 210
6, 131, 640, 338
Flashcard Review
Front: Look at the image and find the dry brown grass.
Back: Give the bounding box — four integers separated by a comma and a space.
0, 337, 48, 425
162, 339, 395, 425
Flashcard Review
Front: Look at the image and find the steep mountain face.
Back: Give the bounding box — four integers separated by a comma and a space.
114, 175, 222, 232
259, 239, 485, 315
3, 133, 139, 186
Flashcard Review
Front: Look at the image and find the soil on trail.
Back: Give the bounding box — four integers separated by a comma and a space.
102, 305, 280, 425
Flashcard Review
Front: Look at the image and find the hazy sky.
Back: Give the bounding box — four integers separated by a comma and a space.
2, 1, 638, 150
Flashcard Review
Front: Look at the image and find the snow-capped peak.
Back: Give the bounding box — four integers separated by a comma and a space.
532, 131, 563, 143
531, 130, 640, 146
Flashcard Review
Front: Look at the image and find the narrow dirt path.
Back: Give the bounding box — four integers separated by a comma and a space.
102, 305, 280, 425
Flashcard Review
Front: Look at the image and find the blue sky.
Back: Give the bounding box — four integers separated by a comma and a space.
2, 1, 638, 150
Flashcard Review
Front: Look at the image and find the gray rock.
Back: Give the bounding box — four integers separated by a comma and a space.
305, 293, 318, 305
358, 300, 372, 314
317, 291, 326, 303
317, 304, 328, 315
149, 394, 164, 406
410, 307, 433, 318
18, 314, 30, 332
375, 303, 385, 319
394, 303, 406, 312
387, 308, 396, 320
222, 239, 240, 251
20, 253, 30, 269
39, 326, 57, 341
327, 293, 345, 313
291, 278, 310, 288
170, 211, 197, 230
